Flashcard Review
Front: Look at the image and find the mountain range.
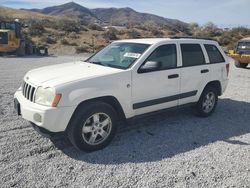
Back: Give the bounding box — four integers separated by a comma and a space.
24, 2, 186, 27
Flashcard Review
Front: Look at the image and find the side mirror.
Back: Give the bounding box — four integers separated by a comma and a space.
138, 61, 161, 73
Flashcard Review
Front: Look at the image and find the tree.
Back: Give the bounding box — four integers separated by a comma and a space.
189, 22, 199, 30
203, 22, 217, 30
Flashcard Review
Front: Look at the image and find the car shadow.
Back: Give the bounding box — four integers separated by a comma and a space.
51, 98, 250, 164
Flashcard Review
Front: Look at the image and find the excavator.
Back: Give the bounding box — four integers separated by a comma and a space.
0, 19, 48, 56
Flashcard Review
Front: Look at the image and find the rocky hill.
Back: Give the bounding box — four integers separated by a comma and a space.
24, 2, 187, 27
27, 2, 98, 23
92, 7, 185, 27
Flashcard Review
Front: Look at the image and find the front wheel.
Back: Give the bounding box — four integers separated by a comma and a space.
195, 86, 218, 117
67, 101, 118, 152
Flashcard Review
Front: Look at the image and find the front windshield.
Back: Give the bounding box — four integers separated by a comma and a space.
87, 42, 150, 69
237, 41, 250, 51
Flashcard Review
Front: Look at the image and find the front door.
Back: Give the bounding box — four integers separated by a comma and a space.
132, 44, 181, 116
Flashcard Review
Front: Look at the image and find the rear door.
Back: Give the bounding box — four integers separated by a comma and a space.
179, 42, 211, 105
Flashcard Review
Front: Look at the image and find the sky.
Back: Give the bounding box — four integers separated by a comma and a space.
0, 0, 250, 27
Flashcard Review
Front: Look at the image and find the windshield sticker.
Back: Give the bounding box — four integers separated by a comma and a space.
124, 52, 141, 59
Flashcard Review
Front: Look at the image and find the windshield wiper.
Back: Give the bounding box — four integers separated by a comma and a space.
106, 63, 125, 69
88, 61, 107, 67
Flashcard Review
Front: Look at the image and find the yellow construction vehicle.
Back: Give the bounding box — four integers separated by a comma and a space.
228, 37, 250, 68
0, 20, 48, 56
0, 20, 27, 56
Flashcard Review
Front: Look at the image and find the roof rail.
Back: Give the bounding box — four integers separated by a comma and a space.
171, 36, 215, 41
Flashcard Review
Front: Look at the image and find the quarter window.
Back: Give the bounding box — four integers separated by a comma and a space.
204, 44, 225, 63
181, 44, 205, 67
145, 44, 177, 70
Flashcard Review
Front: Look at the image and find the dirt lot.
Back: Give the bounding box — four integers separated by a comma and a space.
0, 56, 250, 187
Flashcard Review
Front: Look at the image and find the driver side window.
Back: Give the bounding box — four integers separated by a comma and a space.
146, 44, 177, 71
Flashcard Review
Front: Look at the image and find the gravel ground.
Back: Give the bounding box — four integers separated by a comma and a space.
0, 55, 250, 188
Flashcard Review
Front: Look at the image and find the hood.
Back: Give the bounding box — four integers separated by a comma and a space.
25, 61, 123, 87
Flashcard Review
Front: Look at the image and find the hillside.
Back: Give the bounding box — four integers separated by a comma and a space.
92, 7, 185, 27
27, 2, 98, 23
0, 6, 57, 21
24, 2, 186, 27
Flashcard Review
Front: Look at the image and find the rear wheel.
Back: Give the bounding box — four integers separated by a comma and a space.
67, 101, 118, 152
195, 86, 218, 117
235, 61, 248, 68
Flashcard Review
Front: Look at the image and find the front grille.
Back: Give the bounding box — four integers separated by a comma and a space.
22, 82, 36, 102
0, 32, 8, 44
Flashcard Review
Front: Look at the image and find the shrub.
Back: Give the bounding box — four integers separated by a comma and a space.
127, 30, 141, 38
108, 27, 118, 33
167, 30, 176, 36
70, 42, 78, 46
54, 20, 81, 33
75, 45, 90, 53
134, 25, 147, 30
177, 24, 192, 35
88, 24, 103, 31
68, 32, 80, 39
61, 38, 78, 46
117, 29, 126, 35
150, 28, 164, 37
60, 38, 70, 45
46, 36, 57, 44
103, 30, 118, 41
219, 36, 231, 46
29, 22, 45, 36
94, 44, 105, 51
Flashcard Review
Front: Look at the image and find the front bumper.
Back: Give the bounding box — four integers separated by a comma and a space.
14, 90, 76, 133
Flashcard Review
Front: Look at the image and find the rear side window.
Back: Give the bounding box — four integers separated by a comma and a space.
181, 44, 205, 67
146, 44, 177, 70
204, 44, 225, 63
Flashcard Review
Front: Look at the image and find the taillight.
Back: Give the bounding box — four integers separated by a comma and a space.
226, 64, 230, 77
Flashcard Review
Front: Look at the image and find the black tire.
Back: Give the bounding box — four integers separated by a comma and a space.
25, 43, 34, 55
195, 86, 218, 117
16, 42, 25, 56
235, 61, 248, 68
67, 101, 118, 152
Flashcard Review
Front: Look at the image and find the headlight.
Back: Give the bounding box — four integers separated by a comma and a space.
35, 87, 61, 107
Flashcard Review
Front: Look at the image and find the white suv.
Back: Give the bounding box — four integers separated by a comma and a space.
14, 38, 230, 151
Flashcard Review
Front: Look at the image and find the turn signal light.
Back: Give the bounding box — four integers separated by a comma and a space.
52, 94, 62, 107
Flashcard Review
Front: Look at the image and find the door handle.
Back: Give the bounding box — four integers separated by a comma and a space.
168, 74, 179, 79
201, 69, 209, 73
